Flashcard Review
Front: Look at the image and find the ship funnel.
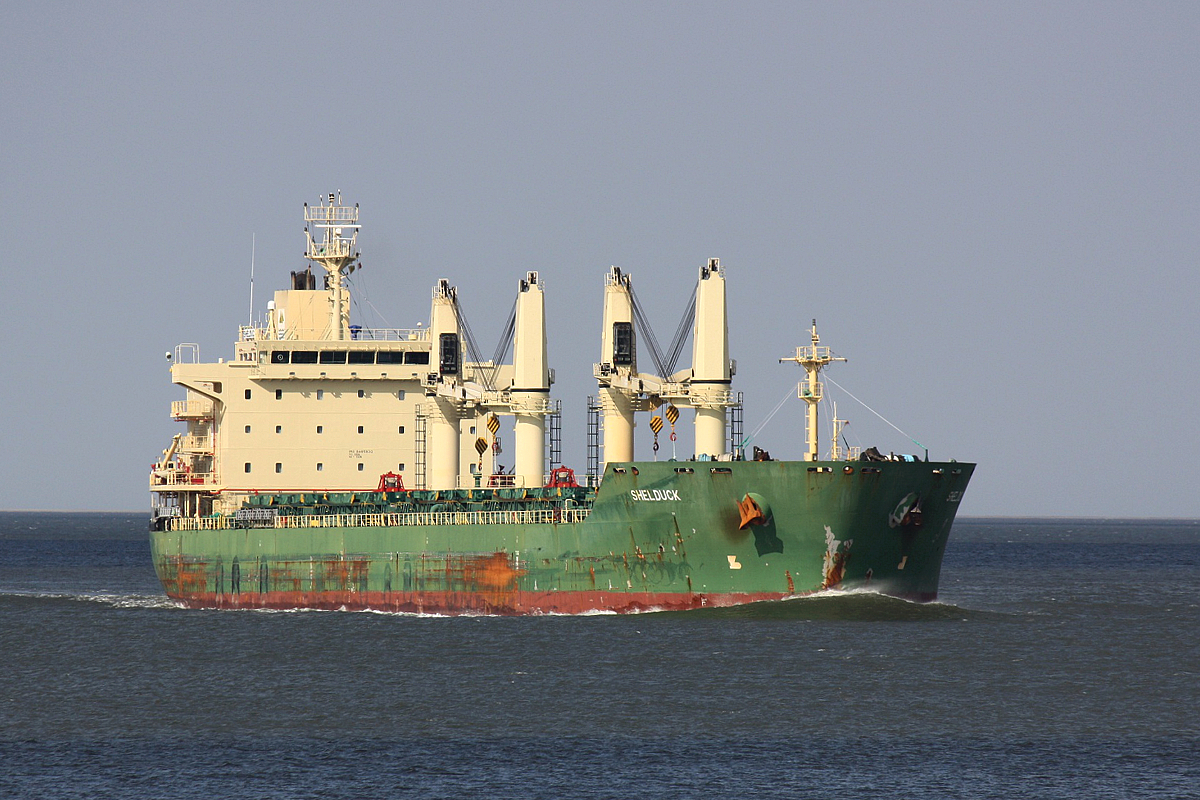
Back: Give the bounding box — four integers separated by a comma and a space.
691, 258, 730, 458
598, 266, 636, 466
513, 271, 550, 487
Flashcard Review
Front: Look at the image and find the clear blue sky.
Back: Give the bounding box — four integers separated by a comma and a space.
2, 2, 1197, 515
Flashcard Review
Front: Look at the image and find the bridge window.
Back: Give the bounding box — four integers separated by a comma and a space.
291, 351, 318, 364
319, 350, 347, 364
348, 351, 375, 364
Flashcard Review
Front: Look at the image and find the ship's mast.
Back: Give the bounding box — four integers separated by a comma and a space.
830, 402, 848, 462
780, 320, 846, 461
304, 191, 360, 341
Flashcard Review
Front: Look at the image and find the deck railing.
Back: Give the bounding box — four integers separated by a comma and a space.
180, 435, 213, 452
171, 400, 214, 418
151, 471, 217, 487
167, 506, 592, 532
238, 326, 430, 342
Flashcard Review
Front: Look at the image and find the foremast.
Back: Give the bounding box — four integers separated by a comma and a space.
780, 320, 846, 461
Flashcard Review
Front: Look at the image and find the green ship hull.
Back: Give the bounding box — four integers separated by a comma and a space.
152, 459, 974, 614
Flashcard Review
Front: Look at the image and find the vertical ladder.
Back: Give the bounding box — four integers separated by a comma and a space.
586, 395, 601, 484
414, 406, 428, 490
546, 399, 562, 473
727, 391, 744, 460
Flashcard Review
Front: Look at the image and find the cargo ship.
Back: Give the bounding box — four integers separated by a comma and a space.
149, 193, 973, 613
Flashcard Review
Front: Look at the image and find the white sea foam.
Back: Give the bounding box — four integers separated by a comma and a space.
0, 590, 184, 610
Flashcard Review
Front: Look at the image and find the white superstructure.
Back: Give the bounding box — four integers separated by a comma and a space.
150, 195, 555, 519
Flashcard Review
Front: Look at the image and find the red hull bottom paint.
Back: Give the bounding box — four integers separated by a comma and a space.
168, 588, 938, 614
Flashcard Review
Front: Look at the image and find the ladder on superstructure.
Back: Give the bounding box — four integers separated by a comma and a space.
586, 395, 601, 484
545, 399, 563, 473
727, 391, 744, 460
414, 406, 428, 490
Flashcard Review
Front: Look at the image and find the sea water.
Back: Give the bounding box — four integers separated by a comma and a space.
1, 512, 1197, 799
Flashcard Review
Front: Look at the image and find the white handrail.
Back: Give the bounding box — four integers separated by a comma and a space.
239, 327, 430, 343
167, 506, 592, 532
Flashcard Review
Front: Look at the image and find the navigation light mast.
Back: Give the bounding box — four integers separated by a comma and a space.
304, 191, 360, 341
780, 320, 846, 461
